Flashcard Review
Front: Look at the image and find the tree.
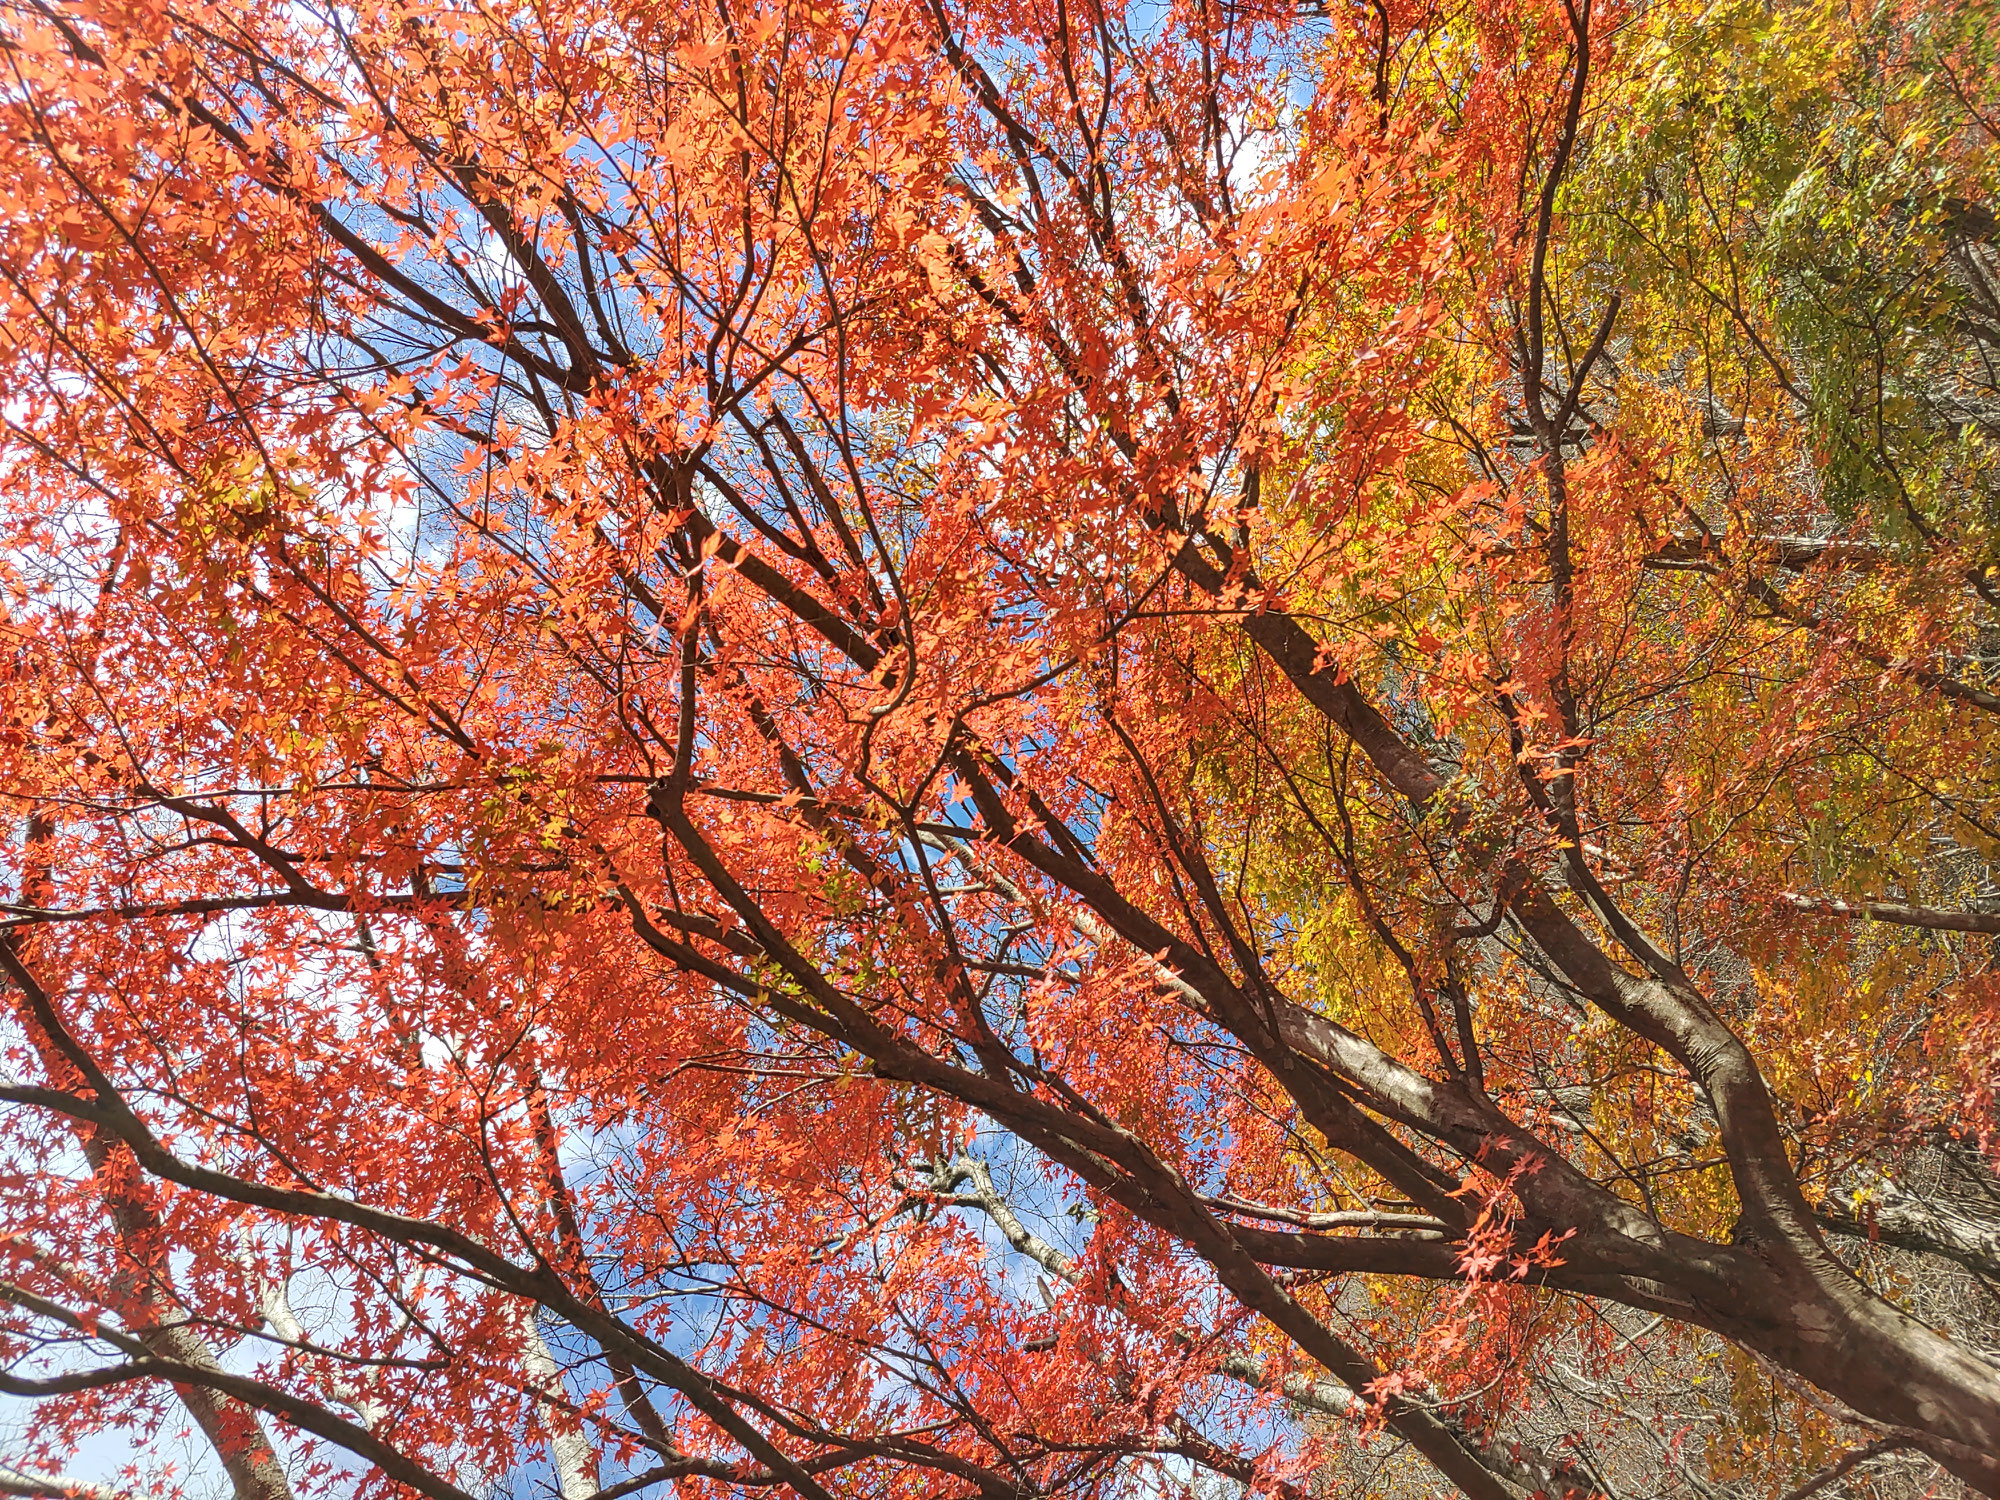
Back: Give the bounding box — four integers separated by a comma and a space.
1, 0, 1997, 1495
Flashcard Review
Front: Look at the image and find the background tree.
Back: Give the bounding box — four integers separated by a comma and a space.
0, 0, 1997, 1497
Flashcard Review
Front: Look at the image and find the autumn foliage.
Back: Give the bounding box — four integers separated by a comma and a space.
2, 0, 1999, 1496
